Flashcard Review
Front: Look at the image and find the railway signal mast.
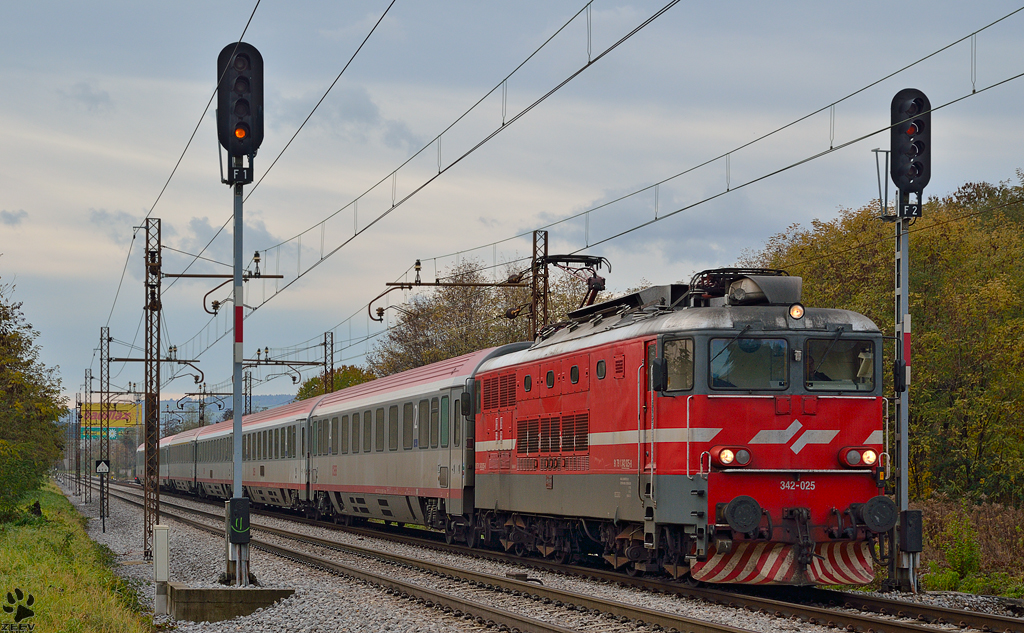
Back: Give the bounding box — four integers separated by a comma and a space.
886, 88, 930, 592
217, 41, 264, 586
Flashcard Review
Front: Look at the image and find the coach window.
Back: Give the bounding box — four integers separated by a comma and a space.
440, 396, 450, 448
664, 338, 694, 391
388, 406, 399, 451
709, 337, 788, 390
524, 375, 532, 392
274, 428, 280, 459
363, 410, 372, 453
596, 360, 606, 379
290, 426, 297, 458
418, 400, 429, 449
570, 365, 579, 384
321, 419, 329, 456
301, 426, 306, 457
546, 370, 555, 389
351, 412, 360, 454
453, 399, 461, 446
332, 417, 339, 454
430, 397, 440, 448
311, 421, 318, 456
375, 408, 385, 452
403, 403, 414, 450
341, 415, 349, 454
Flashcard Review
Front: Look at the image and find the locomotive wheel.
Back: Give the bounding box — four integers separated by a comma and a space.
513, 543, 528, 558
625, 563, 643, 577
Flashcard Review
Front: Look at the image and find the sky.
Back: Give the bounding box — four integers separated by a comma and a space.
2, 1, 1023, 405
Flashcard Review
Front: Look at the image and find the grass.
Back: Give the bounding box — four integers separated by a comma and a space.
0, 481, 152, 632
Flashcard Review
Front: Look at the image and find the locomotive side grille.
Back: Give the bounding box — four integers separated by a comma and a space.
560, 413, 590, 452
540, 416, 560, 452
516, 419, 540, 454
483, 373, 517, 411
614, 354, 626, 379
499, 373, 517, 408
482, 377, 499, 411
574, 413, 589, 451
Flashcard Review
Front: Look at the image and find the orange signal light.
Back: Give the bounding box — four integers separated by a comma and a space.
235, 127, 247, 139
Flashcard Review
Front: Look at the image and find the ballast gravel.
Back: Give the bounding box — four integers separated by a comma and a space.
59, 479, 1021, 632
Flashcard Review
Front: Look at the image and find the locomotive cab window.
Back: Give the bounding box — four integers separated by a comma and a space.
663, 338, 694, 391
805, 339, 875, 391
709, 337, 788, 390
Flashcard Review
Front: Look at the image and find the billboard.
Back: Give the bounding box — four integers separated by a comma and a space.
81, 403, 142, 439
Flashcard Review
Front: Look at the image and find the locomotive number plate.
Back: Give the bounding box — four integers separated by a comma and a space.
779, 480, 816, 491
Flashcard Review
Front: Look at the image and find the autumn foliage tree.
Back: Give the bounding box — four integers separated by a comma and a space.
741, 171, 1024, 505
366, 259, 595, 377
0, 280, 66, 520
295, 365, 376, 401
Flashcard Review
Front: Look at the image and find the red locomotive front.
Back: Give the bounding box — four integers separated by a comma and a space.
473, 269, 895, 584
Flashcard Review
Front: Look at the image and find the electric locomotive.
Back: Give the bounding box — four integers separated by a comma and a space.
470, 268, 894, 584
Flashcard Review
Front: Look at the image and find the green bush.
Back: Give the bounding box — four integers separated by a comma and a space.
941, 514, 982, 578
922, 561, 961, 591
0, 442, 46, 522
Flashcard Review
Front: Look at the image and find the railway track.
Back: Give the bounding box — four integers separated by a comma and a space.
102, 484, 751, 633
101, 480, 1024, 633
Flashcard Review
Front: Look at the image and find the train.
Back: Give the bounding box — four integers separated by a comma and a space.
142, 268, 896, 585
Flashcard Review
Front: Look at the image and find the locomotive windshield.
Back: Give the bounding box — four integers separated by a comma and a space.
805, 339, 875, 391
709, 337, 788, 390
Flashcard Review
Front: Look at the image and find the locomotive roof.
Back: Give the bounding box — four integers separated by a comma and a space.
480, 305, 880, 372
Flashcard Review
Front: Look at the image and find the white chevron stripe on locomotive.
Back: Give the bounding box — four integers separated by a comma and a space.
749, 420, 840, 454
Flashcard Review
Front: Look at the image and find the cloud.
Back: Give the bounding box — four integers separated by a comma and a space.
60, 81, 113, 112
274, 85, 421, 151
88, 208, 137, 244
1, 209, 27, 226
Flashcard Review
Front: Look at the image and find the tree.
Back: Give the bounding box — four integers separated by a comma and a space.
740, 172, 1024, 505
295, 365, 376, 401
0, 279, 65, 520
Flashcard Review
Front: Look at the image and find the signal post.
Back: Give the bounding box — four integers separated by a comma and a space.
885, 88, 930, 592
216, 41, 263, 586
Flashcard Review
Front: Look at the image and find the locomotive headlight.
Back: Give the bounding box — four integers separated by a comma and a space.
788, 303, 805, 319
712, 446, 751, 468
840, 446, 878, 468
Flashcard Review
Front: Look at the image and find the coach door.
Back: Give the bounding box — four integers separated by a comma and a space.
445, 392, 465, 515
300, 417, 311, 501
